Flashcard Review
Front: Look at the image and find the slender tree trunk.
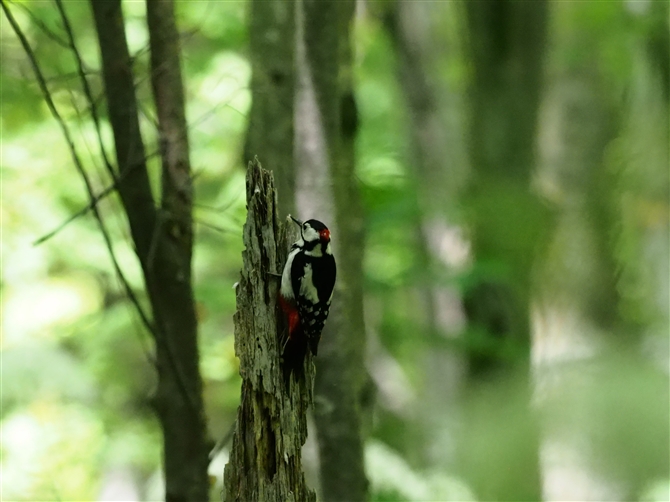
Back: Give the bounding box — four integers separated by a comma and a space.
245, 0, 296, 215
223, 159, 316, 502
91, 2, 210, 499
295, 0, 368, 499
535, 73, 627, 502
89, 0, 156, 257
537, 73, 621, 334
145, 2, 211, 500
383, 0, 467, 469
461, 2, 550, 500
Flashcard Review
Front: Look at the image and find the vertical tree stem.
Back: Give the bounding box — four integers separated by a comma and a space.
246, 0, 296, 215
461, 2, 550, 500
298, 0, 368, 499
144, 2, 211, 500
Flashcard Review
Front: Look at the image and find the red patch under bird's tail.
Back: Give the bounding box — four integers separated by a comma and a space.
278, 294, 307, 388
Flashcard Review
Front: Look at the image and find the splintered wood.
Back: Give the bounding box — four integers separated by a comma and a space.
223, 158, 315, 502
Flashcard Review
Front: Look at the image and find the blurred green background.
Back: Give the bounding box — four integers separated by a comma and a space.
1, 1, 668, 501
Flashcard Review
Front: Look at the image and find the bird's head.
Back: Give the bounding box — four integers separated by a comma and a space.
291, 216, 331, 244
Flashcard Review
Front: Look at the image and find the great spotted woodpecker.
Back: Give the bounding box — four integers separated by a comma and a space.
279, 216, 336, 384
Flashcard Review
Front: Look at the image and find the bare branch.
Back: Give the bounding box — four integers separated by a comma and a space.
1, 0, 157, 342
193, 218, 235, 236
44, 69, 99, 84
209, 420, 235, 462
11, 1, 70, 49
33, 182, 118, 246
33, 148, 159, 246
54, 0, 117, 180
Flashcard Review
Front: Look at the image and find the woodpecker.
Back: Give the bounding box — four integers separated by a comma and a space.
279, 216, 336, 384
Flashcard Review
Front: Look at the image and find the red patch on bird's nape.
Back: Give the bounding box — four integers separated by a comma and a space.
319, 228, 330, 241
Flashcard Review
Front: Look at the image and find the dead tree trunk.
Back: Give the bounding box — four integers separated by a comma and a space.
223, 159, 316, 502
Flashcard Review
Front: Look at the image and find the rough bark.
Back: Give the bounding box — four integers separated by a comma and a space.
91, 2, 210, 500
295, 0, 368, 500
223, 159, 316, 502
246, 0, 296, 215
461, 1, 550, 500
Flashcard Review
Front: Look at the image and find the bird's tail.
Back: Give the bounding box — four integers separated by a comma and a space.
281, 327, 308, 389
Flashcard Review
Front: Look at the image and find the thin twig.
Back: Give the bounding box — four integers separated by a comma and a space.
8, 1, 202, 418
188, 89, 248, 130
138, 99, 159, 131
194, 218, 235, 236
64, 83, 110, 194
54, 0, 117, 181
45, 69, 99, 84
209, 420, 236, 461
33, 149, 160, 246
1, 0, 157, 342
33, 180, 114, 246
193, 188, 243, 214
12, 1, 70, 49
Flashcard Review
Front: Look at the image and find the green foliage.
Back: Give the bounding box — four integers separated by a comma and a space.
2, 0, 668, 500
2, 1, 249, 498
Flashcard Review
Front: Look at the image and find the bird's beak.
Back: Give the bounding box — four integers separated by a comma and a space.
290, 215, 302, 227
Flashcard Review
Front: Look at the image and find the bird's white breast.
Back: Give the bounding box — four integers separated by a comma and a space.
299, 263, 320, 304
280, 244, 301, 300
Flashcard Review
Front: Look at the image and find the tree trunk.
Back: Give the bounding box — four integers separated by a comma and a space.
295, 0, 368, 499
145, 2, 211, 501
245, 0, 296, 215
89, 0, 156, 258
535, 73, 627, 502
91, 2, 210, 499
223, 159, 316, 502
461, 1, 550, 500
383, 0, 467, 469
